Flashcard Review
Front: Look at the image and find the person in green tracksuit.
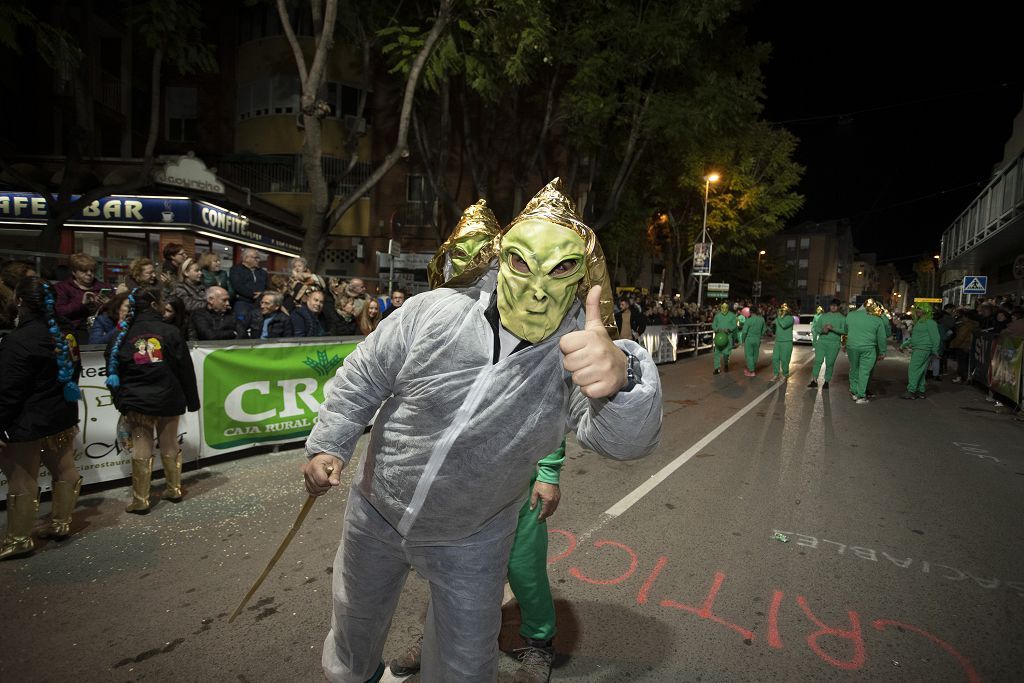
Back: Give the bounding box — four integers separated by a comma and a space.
845, 299, 888, 403
507, 442, 564, 651
771, 303, 795, 380
899, 302, 941, 399
741, 305, 766, 376
808, 299, 847, 389
712, 302, 737, 374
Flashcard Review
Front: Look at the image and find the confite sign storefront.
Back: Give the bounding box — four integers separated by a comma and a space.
0, 191, 302, 256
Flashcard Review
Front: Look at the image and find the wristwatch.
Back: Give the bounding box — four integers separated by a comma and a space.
621, 349, 642, 392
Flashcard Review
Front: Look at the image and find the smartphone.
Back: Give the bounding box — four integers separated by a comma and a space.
98, 288, 113, 297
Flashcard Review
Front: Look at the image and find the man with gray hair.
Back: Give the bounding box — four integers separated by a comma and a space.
229, 248, 268, 322
245, 291, 293, 339
192, 286, 243, 340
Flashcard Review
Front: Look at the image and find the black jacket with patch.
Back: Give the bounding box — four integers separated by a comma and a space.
104, 309, 199, 416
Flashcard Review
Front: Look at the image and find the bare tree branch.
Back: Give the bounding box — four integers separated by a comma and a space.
276, 0, 310, 86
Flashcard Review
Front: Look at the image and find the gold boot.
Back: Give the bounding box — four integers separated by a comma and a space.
39, 478, 82, 539
161, 450, 183, 502
126, 457, 153, 513
1, 493, 39, 560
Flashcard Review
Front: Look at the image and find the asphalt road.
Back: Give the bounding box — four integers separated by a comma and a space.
2, 340, 1022, 682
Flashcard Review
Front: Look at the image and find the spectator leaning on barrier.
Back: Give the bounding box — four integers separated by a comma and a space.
246, 291, 294, 339
328, 295, 358, 336
356, 297, 380, 335
55, 252, 112, 342
345, 277, 370, 315
291, 289, 328, 337
192, 286, 242, 341
380, 289, 406, 320
171, 258, 207, 313
229, 249, 268, 323
89, 292, 131, 345
198, 251, 233, 298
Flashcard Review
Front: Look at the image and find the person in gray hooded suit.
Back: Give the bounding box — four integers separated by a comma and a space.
302, 179, 663, 683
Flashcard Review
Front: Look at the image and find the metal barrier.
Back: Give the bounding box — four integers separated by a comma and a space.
639, 323, 715, 364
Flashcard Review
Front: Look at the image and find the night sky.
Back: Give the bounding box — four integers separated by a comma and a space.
747, 1, 1022, 268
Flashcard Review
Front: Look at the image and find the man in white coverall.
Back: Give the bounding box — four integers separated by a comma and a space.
302, 179, 663, 682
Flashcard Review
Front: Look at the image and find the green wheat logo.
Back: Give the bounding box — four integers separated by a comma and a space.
303, 349, 343, 377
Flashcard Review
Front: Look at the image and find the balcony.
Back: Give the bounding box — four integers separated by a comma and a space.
218, 155, 371, 196
940, 149, 1024, 270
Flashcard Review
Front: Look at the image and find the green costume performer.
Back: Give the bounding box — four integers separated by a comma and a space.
845, 299, 888, 403
771, 303, 795, 379
741, 308, 766, 375
712, 303, 737, 373
900, 302, 940, 399
808, 300, 847, 388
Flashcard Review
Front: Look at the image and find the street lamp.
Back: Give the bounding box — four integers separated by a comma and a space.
695, 173, 720, 310
755, 249, 766, 302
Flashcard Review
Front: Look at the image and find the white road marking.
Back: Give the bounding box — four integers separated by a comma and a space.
603, 356, 811, 520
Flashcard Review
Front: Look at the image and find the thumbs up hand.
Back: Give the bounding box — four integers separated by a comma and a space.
559, 285, 628, 398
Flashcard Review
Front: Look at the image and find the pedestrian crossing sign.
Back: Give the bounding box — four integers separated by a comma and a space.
962, 275, 987, 294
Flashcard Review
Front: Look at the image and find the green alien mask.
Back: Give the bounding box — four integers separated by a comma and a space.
719, 303, 729, 314
427, 200, 500, 289
497, 219, 586, 343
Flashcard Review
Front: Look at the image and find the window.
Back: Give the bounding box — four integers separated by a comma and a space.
239, 5, 312, 42
237, 78, 300, 119
407, 175, 428, 203
166, 87, 198, 142
327, 82, 368, 119
786, 239, 796, 249
271, 76, 299, 115
800, 237, 811, 249
797, 279, 807, 288
798, 258, 809, 270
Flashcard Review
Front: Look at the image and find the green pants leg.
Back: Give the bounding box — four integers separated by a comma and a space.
507, 474, 556, 642
908, 350, 930, 393
773, 341, 793, 377
713, 346, 730, 370
744, 339, 761, 372
811, 343, 824, 379
848, 347, 861, 395
819, 342, 841, 382
848, 347, 876, 398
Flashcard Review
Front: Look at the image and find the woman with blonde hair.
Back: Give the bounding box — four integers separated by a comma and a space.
356, 298, 381, 335
122, 258, 158, 292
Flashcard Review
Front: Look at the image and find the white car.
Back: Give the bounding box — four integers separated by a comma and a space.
793, 313, 815, 344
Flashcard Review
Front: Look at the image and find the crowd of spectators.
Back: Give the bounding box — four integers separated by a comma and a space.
0, 244, 409, 345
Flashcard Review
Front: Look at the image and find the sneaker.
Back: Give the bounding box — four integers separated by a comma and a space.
714, 368, 721, 375
389, 635, 422, 677
511, 642, 555, 683
823, 381, 830, 389
855, 397, 870, 404
807, 380, 818, 388
865, 391, 876, 399
916, 392, 926, 399
951, 377, 962, 384
744, 369, 755, 377
900, 393, 917, 400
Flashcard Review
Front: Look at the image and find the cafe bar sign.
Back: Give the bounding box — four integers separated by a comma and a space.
0, 192, 301, 252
